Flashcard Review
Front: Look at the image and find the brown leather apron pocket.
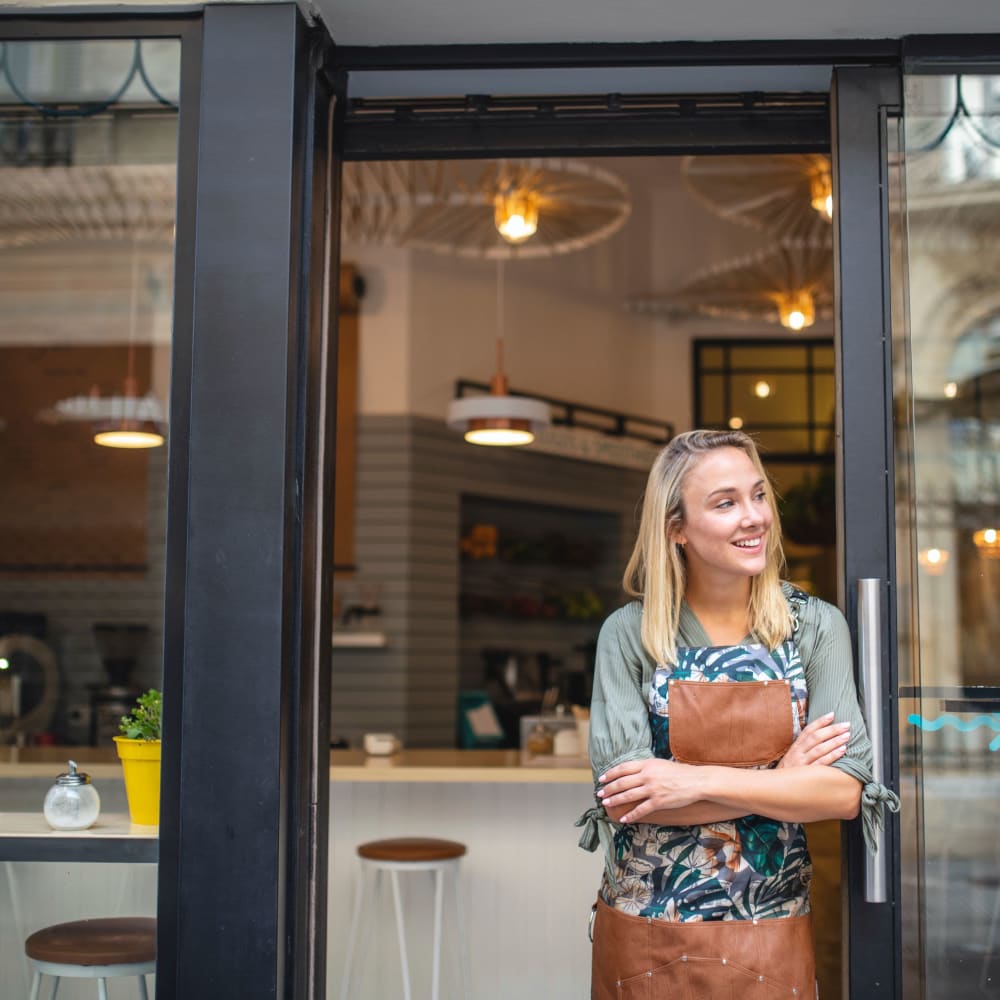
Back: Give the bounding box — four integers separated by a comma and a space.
668, 679, 794, 767
592, 898, 815, 1000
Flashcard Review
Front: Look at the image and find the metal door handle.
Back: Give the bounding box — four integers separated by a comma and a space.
857, 578, 887, 903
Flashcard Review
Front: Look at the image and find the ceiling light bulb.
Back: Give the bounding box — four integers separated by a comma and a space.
944, 382, 958, 398
728, 416, 744, 430
974, 527, 1000, 557
777, 290, 816, 331
94, 426, 165, 449
810, 169, 834, 221
465, 426, 536, 446
753, 380, 772, 399
494, 188, 539, 244
918, 547, 949, 575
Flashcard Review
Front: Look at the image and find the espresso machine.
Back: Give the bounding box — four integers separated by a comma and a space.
89, 623, 149, 745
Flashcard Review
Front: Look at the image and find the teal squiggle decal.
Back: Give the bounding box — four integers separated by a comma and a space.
907, 713, 1000, 752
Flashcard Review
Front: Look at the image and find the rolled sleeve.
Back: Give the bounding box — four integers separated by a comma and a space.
588, 605, 655, 782
577, 604, 654, 881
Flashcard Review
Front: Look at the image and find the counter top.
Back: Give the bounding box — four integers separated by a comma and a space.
0, 812, 157, 862
329, 749, 592, 783
0, 748, 593, 785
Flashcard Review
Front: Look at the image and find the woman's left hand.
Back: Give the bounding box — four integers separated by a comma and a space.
597, 758, 703, 823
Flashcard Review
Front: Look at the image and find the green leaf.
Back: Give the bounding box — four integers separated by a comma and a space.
118, 689, 162, 741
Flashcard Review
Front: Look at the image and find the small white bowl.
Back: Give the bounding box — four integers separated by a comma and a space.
363, 732, 401, 756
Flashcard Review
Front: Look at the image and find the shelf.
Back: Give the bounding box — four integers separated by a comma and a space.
331, 632, 387, 649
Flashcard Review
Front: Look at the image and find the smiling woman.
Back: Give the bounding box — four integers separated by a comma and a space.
578, 429, 899, 999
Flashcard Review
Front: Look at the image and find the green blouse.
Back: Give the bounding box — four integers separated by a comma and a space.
577, 586, 900, 878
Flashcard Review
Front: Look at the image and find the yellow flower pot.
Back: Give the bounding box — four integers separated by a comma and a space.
113, 736, 161, 826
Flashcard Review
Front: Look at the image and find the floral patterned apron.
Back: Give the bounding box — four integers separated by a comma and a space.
591, 636, 817, 998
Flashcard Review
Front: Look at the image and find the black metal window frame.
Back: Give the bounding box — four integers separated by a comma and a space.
693, 336, 836, 464
0, 0, 202, 885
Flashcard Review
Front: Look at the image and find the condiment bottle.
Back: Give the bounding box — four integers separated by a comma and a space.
526, 723, 554, 757
43, 760, 101, 830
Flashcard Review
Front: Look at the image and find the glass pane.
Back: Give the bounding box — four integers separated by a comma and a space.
812, 371, 836, 431
699, 373, 726, 424
896, 68, 1000, 998
731, 372, 809, 426
0, 34, 178, 988
752, 427, 811, 454
812, 344, 835, 368
729, 344, 808, 369
698, 345, 725, 369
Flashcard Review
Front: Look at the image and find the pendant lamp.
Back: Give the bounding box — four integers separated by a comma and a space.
446, 261, 550, 446
94, 244, 164, 449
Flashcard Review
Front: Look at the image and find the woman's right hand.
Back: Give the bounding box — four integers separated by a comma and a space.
778, 712, 850, 768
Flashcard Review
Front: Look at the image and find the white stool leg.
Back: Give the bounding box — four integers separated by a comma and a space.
454, 862, 470, 999
48, 977, 59, 1000
96, 979, 108, 1000
339, 863, 367, 1000
138, 973, 150, 1000
431, 867, 444, 1000
28, 971, 40, 1000
389, 869, 412, 1000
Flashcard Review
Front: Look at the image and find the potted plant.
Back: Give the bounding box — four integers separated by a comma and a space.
113, 688, 162, 826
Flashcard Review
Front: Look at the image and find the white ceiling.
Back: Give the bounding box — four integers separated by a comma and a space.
317, 0, 1000, 47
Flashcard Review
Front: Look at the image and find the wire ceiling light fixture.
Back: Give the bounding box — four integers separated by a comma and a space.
341, 158, 631, 260
629, 238, 832, 332
446, 260, 550, 446
681, 154, 835, 238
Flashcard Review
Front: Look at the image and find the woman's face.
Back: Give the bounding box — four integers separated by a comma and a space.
674, 446, 773, 582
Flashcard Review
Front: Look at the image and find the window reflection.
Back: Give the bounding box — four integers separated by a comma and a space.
898, 69, 1000, 999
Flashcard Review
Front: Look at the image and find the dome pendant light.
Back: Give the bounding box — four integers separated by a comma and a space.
447, 261, 550, 446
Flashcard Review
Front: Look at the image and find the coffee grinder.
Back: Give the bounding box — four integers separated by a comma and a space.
89, 623, 149, 745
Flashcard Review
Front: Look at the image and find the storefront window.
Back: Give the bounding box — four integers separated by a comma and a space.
0, 35, 178, 996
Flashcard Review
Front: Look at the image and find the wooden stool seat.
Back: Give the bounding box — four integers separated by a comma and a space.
343, 838, 470, 1000
25, 917, 156, 966
357, 837, 467, 863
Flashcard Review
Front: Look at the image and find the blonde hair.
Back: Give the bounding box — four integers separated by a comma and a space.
623, 429, 792, 665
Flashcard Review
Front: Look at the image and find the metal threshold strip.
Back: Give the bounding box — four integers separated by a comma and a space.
341, 90, 831, 160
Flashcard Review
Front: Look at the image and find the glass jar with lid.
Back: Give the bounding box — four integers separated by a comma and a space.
43, 760, 101, 830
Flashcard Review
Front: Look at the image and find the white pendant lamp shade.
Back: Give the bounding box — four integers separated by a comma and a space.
447, 375, 551, 447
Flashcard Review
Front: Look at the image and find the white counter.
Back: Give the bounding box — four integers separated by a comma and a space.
327, 761, 600, 1000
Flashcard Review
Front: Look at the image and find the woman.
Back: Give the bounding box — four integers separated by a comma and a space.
577, 429, 898, 998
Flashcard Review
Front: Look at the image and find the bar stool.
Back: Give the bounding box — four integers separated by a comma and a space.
24, 916, 156, 1000
340, 837, 469, 1000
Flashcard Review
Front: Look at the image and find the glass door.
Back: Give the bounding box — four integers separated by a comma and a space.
893, 66, 1000, 1000
836, 59, 1000, 1000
